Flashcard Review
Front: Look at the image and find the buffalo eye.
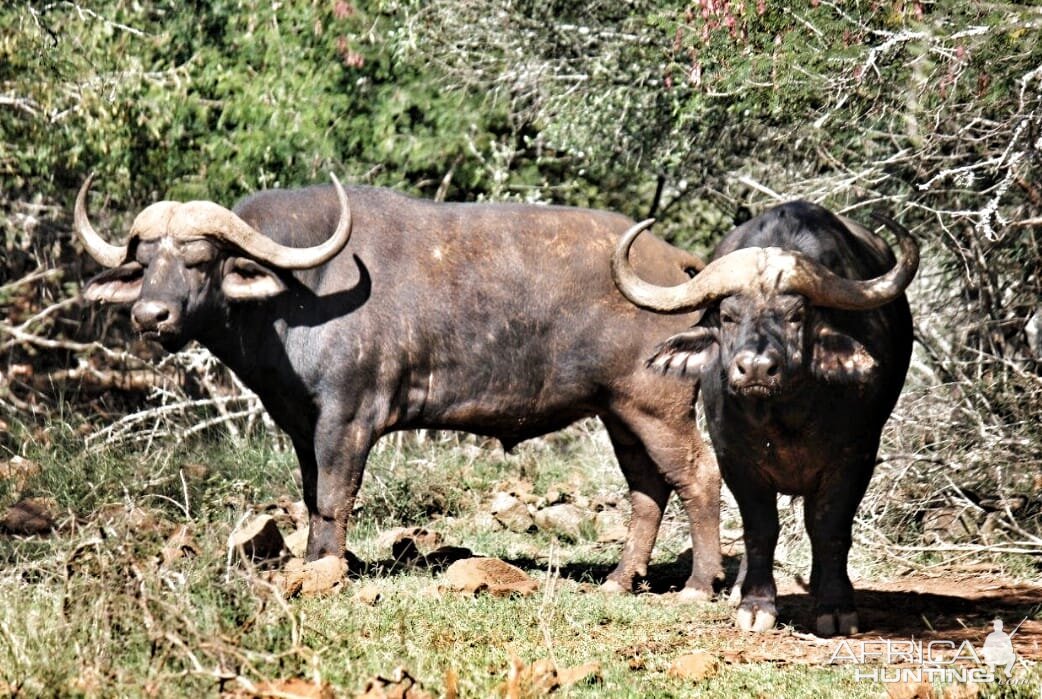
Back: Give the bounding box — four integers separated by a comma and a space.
181, 241, 217, 268
788, 309, 805, 325
720, 312, 736, 325
135, 242, 157, 265
684, 266, 698, 279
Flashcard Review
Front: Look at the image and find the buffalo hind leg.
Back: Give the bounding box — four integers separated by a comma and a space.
602, 417, 721, 600
601, 419, 671, 595
730, 475, 779, 632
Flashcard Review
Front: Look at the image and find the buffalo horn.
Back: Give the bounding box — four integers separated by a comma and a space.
612, 214, 919, 313
197, 173, 353, 270
74, 174, 129, 268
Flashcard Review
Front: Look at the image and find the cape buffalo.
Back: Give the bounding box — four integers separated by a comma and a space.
74, 174, 722, 597
612, 201, 918, 634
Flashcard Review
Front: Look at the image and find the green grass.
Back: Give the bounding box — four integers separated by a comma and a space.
0, 419, 1039, 697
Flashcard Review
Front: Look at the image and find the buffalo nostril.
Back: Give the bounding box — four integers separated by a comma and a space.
133, 301, 175, 331
765, 362, 779, 377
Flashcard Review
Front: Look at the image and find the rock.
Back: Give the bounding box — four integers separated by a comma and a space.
276, 556, 348, 597
229, 514, 285, 562
594, 509, 628, 543
472, 511, 502, 532
284, 527, 309, 558
1, 496, 58, 535
443, 557, 538, 596
276, 496, 309, 529
667, 651, 720, 682
490, 492, 535, 533
422, 545, 473, 570
356, 583, 383, 606
377, 527, 444, 558
533, 503, 588, 541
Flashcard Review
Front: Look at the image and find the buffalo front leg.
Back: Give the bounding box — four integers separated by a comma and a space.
301, 419, 377, 561
806, 459, 874, 636
729, 473, 779, 632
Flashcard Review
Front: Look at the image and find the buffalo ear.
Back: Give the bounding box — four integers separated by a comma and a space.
812, 324, 879, 383
221, 257, 286, 301
645, 327, 719, 379
82, 263, 143, 304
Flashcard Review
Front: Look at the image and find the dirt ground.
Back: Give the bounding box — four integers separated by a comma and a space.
713, 571, 1042, 666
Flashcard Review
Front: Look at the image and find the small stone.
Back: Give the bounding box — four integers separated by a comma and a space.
284, 527, 309, 558
533, 503, 588, 541
229, 514, 285, 562
356, 583, 383, 606
276, 555, 347, 598
594, 509, 628, 543
443, 557, 538, 596
377, 526, 444, 557
489, 492, 536, 533
667, 651, 720, 682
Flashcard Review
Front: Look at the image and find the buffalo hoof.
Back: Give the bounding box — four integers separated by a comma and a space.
815, 611, 859, 636
736, 602, 777, 633
600, 579, 629, 595
727, 583, 742, 607
676, 585, 712, 603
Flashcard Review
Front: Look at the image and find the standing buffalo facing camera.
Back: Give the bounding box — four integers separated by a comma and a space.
74, 174, 723, 598
612, 201, 918, 635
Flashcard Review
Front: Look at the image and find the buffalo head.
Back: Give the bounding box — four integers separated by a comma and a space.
611, 213, 919, 399
74, 174, 352, 350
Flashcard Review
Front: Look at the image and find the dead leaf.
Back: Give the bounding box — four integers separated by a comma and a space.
180, 462, 210, 481
229, 514, 285, 562
160, 524, 198, 566
886, 680, 935, 699
668, 651, 720, 682
443, 558, 538, 596
0, 456, 40, 494
232, 677, 334, 699
355, 667, 432, 699
497, 656, 599, 697
557, 661, 602, 687
2, 496, 58, 535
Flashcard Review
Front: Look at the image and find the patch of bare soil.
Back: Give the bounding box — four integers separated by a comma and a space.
713, 572, 1042, 666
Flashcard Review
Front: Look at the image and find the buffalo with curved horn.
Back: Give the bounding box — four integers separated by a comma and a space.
613, 200, 918, 635
75, 175, 724, 599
